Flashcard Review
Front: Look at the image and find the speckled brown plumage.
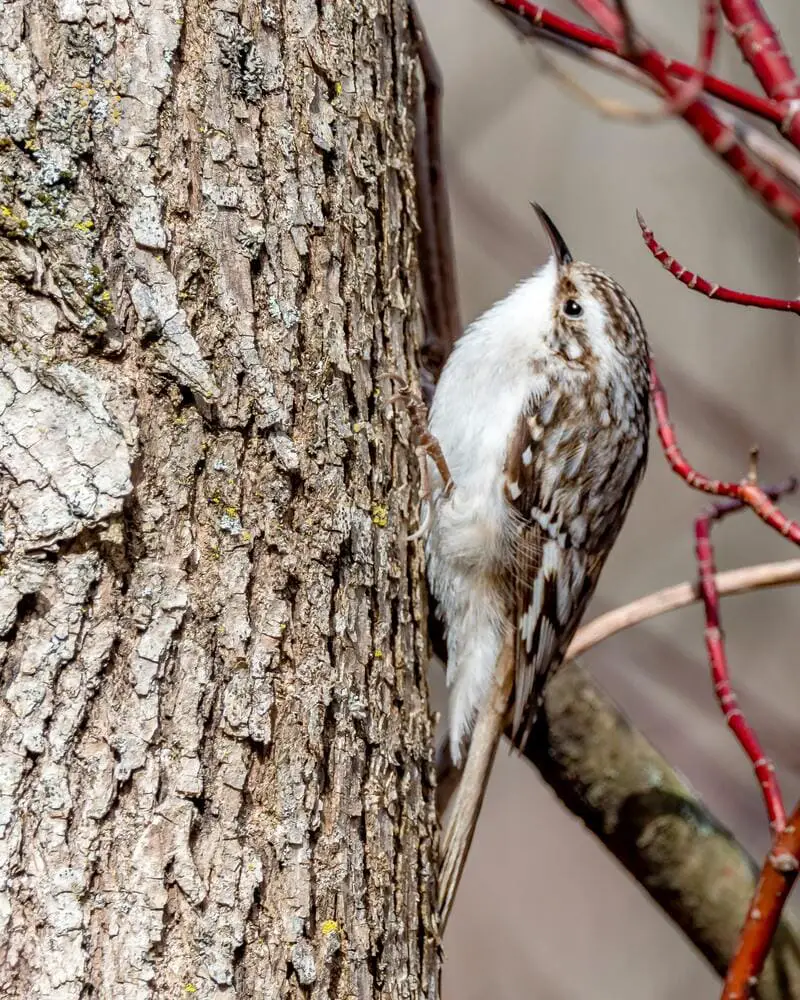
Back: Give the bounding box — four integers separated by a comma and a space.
503, 267, 650, 743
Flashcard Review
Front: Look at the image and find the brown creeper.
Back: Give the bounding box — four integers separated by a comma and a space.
425, 205, 650, 927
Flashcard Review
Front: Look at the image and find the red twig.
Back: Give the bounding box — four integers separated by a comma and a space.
649, 361, 800, 545
666, 0, 720, 116
638, 212, 800, 315
493, 2, 780, 126
695, 484, 796, 834
722, 801, 800, 999
578, 0, 720, 116
721, 0, 800, 148
606, 0, 800, 230
493, 1, 800, 230
584, 0, 797, 134
571, 0, 623, 38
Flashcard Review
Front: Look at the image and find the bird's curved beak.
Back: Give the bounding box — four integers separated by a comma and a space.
531, 202, 573, 268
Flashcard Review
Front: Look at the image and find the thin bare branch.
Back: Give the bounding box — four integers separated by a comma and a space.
531, 23, 800, 186
543, 1, 719, 122
493, 0, 800, 230
567, 558, 800, 659
410, 1, 462, 392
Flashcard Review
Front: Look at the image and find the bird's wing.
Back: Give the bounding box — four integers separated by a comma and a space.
503, 399, 599, 744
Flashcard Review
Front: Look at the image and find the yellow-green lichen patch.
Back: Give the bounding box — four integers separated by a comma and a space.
0, 81, 17, 106
371, 503, 388, 527
0, 204, 28, 237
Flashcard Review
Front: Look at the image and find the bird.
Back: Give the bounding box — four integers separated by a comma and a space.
421, 204, 651, 929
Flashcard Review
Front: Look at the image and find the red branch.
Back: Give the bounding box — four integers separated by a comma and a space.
722, 801, 800, 999
721, 0, 800, 148
655, 360, 800, 994
638, 212, 800, 314
597, 0, 800, 229
571, 0, 620, 38
649, 361, 800, 545
492, 1, 800, 229
665, 0, 720, 117
492, 2, 781, 125
695, 486, 796, 833
579, 0, 721, 116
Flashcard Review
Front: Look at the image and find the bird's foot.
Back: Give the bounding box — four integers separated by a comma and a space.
387, 375, 454, 498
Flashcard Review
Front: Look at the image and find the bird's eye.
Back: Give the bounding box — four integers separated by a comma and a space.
563, 299, 583, 318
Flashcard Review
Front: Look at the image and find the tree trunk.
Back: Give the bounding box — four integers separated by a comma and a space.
0, 1, 438, 997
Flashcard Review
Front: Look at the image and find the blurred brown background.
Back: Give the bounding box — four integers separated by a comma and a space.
416, 1, 800, 996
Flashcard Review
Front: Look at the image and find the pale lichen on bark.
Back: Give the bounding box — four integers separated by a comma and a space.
0, 0, 437, 997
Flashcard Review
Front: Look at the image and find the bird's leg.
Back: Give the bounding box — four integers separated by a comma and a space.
391, 380, 454, 496
386, 377, 453, 540
438, 632, 515, 933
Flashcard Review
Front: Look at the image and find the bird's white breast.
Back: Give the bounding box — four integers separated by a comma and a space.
425, 267, 559, 761
428, 268, 558, 567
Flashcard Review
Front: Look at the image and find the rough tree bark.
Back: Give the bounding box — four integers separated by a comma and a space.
0, 1, 439, 997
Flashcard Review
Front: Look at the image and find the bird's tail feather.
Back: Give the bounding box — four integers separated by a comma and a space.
438, 636, 514, 933
509, 652, 562, 754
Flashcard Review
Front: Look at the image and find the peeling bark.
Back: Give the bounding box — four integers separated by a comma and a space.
0, 1, 438, 997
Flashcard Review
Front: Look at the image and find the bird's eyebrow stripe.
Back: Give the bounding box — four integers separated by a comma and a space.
557, 276, 580, 300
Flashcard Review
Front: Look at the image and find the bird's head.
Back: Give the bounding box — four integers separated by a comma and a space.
531, 202, 648, 363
